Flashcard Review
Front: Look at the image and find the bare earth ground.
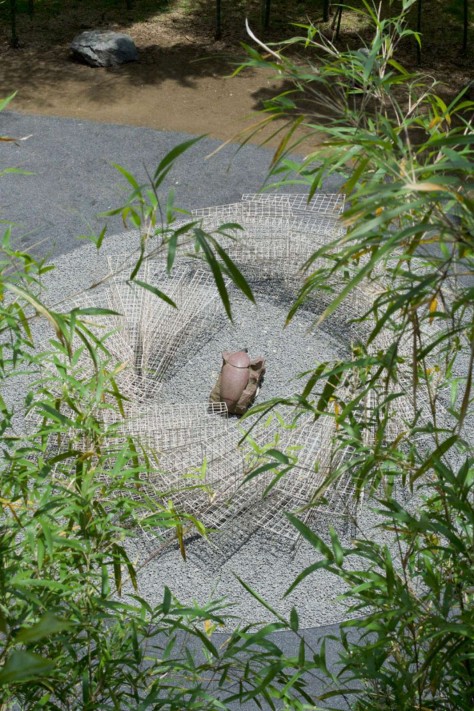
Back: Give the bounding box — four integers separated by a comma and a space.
0, 6, 304, 146
0, 2, 472, 146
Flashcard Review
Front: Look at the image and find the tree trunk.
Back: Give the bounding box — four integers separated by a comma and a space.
263, 0, 272, 31
462, 0, 469, 54
9, 0, 19, 48
215, 0, 222, 40
323, 0, 331, 23
331, 3, 343, 39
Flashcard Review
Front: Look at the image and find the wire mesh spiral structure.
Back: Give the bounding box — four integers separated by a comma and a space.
38, 193, 444, 554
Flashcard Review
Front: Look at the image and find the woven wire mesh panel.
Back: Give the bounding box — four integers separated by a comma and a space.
23, 279, 163, 411
101, 259, 229, 404
220, 234, 319, 286
187, 206, 344, 292
178, 195, 362, 312
244, 410, 337, 498
100, 402, 244, 542
191, 203, 345, 242
196, 400, 361, 547
156, 438, 244, 523
103, 402, 229, 451
241, 192, 346, 216
45, 288, 166, 406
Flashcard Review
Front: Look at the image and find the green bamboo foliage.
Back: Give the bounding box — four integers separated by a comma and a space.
1, 0, 473, 704
235, 1, 474, 707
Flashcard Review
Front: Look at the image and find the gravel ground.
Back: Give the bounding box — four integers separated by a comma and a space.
1, 111, 335, 261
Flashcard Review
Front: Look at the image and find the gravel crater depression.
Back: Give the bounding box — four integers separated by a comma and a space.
13, 227, 434, 630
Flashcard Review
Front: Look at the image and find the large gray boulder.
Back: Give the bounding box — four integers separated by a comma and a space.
70, 30, 138, 67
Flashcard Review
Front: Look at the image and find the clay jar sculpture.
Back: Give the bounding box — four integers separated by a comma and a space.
210, 350, 266, 416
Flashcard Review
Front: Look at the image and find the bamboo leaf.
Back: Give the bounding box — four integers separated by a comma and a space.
14, 614, 70, 644
213, 241, 255, 303
264, 448, 291, 465
289, 606, 299, 632
194, 228, 232, 320
235, 575, 288, 625
153, 136, 204, 183
412, 435, 458, 482
132, 279, 177, 308
285, 513, 334, 572
72, 307, 120, 317
112, 163, 142, 192
36, 403, 74, 427
5, 283, 65, 343
0, 92, 17, 112
0, 652, 54, 685
162, 586, 172, 614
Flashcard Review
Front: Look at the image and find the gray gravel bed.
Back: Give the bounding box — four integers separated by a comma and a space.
1, 112, 332, 261
160, 293, 348, 406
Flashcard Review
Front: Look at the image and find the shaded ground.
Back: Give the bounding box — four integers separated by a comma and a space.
0, 2, 306, 144
0, 43, 291, 142
1, 1, 472, 145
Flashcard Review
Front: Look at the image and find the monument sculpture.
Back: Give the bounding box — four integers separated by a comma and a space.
209, 349, 266, 416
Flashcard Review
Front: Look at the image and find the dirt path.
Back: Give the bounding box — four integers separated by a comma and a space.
0, 3, 300, 145
1, 2, 470, 149
1, 44, 295, 144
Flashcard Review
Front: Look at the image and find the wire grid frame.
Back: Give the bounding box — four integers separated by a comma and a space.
191, 202, 345, 242
220, 231, 325, 287
199, 395, 361, 547
133, 434, 244, 543
241, 192, 346, 217
100, 402, 244, 542
147, 437, 245, 536
102, 258, 229, 405
102, 401, 229, 451
26, 281, 164, 412
185, 194, 360, 305
177, 198, 390, 548
186, 213, 345, 294
23, 406, 241, 550
60, 289, 166, 406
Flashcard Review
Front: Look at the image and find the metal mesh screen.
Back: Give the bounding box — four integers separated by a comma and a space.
103, 260, 229, 403
241, 192, 346, 216
99, 402, 244, 541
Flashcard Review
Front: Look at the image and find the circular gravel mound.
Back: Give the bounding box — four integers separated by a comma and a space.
20, 205, 467, 632
25, 222, 373, 629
